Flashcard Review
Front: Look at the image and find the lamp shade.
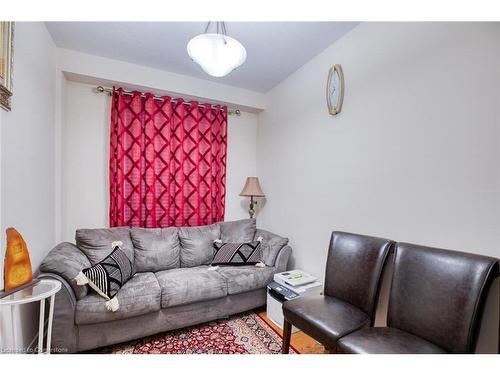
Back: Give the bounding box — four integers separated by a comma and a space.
239, 177, 265, 197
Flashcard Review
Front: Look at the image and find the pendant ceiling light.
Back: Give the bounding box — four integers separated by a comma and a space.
187, 22, 247, 78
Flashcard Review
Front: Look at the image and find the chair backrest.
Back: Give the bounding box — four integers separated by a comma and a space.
388, 243, 499, 353
324, 231, 394, 323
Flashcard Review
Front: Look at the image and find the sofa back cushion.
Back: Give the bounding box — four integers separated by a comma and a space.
75, 227, 134, 265
219, 219, 256, 243
178, 223, 220, 267
131, 227, 180, 272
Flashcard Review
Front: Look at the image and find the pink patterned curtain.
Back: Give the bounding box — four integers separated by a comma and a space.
109, 88, 227, 227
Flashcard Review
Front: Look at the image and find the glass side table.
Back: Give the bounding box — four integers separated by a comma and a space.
0, 279, 61, 354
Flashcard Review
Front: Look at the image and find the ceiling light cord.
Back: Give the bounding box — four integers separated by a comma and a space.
204, 21, 228, 44
203, 22, 211, 34
221, 22, 228, 44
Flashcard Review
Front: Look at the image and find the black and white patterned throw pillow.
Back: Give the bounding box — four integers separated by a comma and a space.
74, 241, 134, 311
211, 237, 264, 266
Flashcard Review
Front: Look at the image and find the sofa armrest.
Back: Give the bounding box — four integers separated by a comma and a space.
40, 242, 91, 300
38, 273, 78, 353
255, 228, 289, 266
274, 245, 292, 272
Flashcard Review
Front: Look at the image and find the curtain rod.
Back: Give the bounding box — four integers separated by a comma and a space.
95, 86, 241, 116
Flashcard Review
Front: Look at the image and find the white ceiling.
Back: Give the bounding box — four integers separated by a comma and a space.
45, 22, 358, 93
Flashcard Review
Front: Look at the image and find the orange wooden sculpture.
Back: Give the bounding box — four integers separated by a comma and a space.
4, 228, 32, 291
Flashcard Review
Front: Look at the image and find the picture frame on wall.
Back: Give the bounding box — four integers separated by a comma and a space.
0, 22, 14, 111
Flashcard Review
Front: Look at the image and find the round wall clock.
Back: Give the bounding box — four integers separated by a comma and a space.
326, 64, 344, 116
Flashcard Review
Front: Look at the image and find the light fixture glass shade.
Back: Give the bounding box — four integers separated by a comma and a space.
239, 177, 265, 197
187, 33, 247, 77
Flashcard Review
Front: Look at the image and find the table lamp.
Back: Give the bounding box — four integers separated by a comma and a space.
239, 177, 265, 218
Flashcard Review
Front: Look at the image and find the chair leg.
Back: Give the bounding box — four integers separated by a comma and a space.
282, 318, 292, 354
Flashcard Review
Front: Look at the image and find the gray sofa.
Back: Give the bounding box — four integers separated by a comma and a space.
39, 219, 291, 353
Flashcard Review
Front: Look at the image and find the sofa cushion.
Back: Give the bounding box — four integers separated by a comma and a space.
75, 272, 160, 325
178, 223, 220, 267
216, 265, 276, 295
76, 227, 134, 265
155, 266, 227, 308
131, 227, 180, 272
255, 229, 289, 266
219, 219, 256, 243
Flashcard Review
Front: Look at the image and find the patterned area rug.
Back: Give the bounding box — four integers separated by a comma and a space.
90, 311, 299, 354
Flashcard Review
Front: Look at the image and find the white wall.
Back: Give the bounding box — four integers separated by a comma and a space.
61, 80, 257, 242
0, 22, 56, 351
61, 81, 108, 242
224, 110, 258, 221
257, 22, 500, 352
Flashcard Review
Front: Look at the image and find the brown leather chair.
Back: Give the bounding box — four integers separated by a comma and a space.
281, 231, 394, 353
337, 242, 499, 354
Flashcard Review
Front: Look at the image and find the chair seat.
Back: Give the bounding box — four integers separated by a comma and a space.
283, 295, 370, 348
337, 327, 447, 354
